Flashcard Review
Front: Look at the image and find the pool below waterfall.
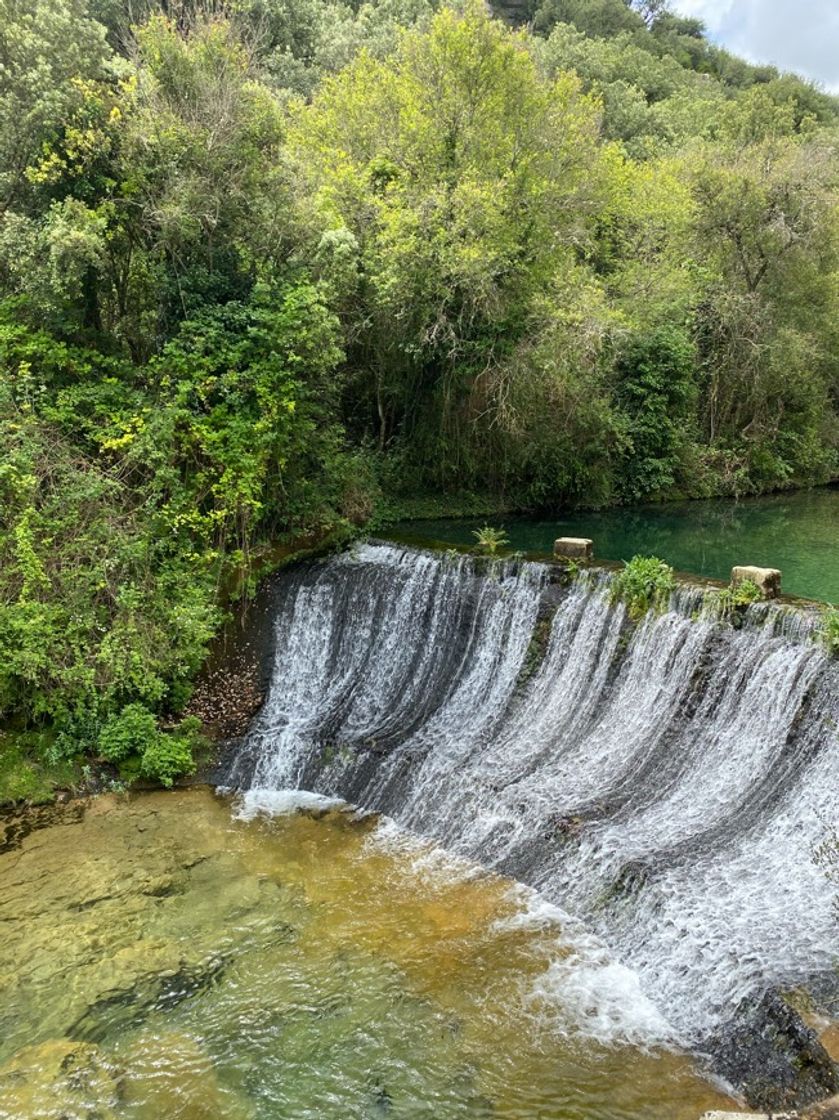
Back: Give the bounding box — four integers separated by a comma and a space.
0, 789, 736, 1120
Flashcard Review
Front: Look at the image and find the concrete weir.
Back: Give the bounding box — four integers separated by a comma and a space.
226, 542, 839, 1110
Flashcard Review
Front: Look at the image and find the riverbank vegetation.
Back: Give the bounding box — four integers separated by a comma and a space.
2, 0, 839, 793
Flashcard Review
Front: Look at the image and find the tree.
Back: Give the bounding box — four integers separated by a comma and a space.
532, 0, 643, 38
290, 1, 605, 477
688, 135, 839, 485
0, 0, 113, 217
614, 324, 696, 499
630, 0, 668, 29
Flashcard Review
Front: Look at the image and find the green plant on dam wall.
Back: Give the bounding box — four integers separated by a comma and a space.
717, 579, 763, 619
472, 527, 511, 555
819, 607, 839, 659
611, 556, 676, 619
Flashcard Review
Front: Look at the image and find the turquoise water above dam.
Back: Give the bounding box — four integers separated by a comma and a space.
391, 487, 839, 603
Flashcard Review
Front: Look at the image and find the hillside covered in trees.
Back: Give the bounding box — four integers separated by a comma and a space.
1, 0, 838, 790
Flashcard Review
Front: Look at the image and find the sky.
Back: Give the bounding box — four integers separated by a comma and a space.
669, 0, 839, 92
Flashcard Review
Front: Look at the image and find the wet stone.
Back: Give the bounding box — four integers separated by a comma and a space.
731, 565, 782, 600
0, 1039, 121, 1120
709, 989, 839, 1112
553, 537, 594, 560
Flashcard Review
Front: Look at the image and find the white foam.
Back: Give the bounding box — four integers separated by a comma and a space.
363, 813, 678, 1048
531, 950, 677, 1046
234, 787, 347, 820
498, 886, 677, 1046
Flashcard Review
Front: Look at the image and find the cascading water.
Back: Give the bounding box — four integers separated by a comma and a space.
225, 542, 839, 1084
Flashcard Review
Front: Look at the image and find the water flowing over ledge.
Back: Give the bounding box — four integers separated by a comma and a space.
223, 543, 839, 1077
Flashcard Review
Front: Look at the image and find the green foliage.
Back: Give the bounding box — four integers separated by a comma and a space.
0, 284, 354, 771
532, 0, 644, 39
819, 607, 839, 659
472, 526, 510, 555
615, 325, 697, 501
611, 555, 676, 619
97, 704, 201, 788
98, 704, 159, 763
0, 731, 77, 805
0, 0, 838, 784
289, 1, 607, 493
138, 717, 202, 788
717, 578, 763, 619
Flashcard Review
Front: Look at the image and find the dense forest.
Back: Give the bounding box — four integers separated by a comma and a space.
1, 0, 838, 792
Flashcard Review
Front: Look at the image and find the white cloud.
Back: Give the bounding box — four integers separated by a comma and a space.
671, 0, 734, 26
669, 0, 839, 91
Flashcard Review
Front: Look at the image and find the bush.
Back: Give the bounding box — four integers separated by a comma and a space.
0, 731, 74, 805
717, 578, 763, 619
98, 704, 159, 763
139, 718, 202, 788
611, 555, 676, 619
99, 707, 202, 787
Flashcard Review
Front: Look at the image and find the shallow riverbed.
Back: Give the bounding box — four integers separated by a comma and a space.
0, 788, 737, 1120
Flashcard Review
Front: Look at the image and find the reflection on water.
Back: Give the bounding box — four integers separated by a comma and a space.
391, 487, 839, 602
0, 789, 735, 1120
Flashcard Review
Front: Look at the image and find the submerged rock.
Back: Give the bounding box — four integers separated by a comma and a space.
0, 798, 85, 854
0, 1039, 120, 1120
68, 942, 226, 1042
709, 989, 839, 1111
119, 1030, 252, 1120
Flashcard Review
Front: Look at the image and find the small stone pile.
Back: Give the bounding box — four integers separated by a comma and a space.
184, 648, 265, 740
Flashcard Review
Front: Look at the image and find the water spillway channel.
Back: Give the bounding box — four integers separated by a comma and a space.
227, 542, 839, 1094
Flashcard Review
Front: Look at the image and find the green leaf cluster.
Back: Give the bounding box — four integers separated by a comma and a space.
611, 555, 676, 619
717, 579, 763, 620
472, 526, 510, 555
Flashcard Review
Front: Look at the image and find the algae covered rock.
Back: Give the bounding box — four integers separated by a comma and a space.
710, 988, 839, 1111
0, 1038, 120, 1120
119, 1030, 252, 1120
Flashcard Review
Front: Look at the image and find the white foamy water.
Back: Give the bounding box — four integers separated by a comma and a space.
226, 542, 839, 1050
234, 788, 348, 819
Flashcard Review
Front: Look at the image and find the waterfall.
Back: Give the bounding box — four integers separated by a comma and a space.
225, 542, 839, 1057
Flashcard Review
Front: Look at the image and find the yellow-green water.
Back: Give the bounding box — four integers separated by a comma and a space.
0, 788, 736, 1119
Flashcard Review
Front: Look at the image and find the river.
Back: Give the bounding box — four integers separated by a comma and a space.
4, 531, 838, 1118
389, 486, 839, 602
